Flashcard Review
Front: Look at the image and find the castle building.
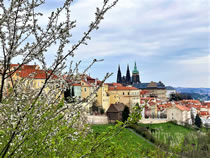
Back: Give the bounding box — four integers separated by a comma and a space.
116, 62, 167, 101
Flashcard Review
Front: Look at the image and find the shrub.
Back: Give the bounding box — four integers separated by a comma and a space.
169, 120, 178, 125
122, 106, 130, 122
100, 108, 105, 114
195, 114, 202, 128
129, 124, 156, 143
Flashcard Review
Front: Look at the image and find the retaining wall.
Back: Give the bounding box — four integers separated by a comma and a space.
139, 118, 169, 124
87, 115, 108, 124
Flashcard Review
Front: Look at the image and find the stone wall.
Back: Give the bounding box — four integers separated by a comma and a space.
87, 115, 108, 124
139, 118, 169, 124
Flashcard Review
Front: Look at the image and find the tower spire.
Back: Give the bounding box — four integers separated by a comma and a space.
117, 64, 122, 83
133, 61, 139, 74
126, 64, 131, 85
132, 61, 140, 84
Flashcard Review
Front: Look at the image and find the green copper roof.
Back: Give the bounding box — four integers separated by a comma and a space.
132, 62, 139, 74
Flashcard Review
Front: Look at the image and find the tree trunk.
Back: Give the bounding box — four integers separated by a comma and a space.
0, 74, 6, 103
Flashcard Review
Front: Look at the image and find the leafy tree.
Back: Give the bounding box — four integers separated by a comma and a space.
122, 106, 130, 122
91, 100, 99, 113
169, 93, 192, 101
100, 108, 105, 114
195, 114, 202, 128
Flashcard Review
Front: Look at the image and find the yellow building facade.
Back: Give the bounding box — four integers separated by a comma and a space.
96, 84, 110, 112
108, 86, 140, 108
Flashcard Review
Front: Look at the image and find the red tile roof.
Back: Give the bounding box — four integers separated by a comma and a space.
112, 83, 123, 86
203, 102, 210, 107
180, 100, 201, 105
140, 90, 149, 95
108, 86, 139, 91
10, 64, 57, 79
176, 105, 190, 111
200, 111, 209, 116
16, 69, 57, 79
72, 83, 81, 86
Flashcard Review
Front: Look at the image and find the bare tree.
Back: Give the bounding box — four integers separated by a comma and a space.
0, 0, 118, 102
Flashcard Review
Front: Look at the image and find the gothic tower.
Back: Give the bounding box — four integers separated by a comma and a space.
126, 64, 131, 84
132, 62, 140, 84
117, 65, 122, 83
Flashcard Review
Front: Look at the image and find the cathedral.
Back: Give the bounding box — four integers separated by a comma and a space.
116, 62, 167, 100
117, 62, 140, 85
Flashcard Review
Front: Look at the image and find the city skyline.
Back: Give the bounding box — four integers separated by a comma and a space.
6, 0, 210, 88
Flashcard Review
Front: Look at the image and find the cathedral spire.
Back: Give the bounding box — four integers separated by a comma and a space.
133, 61, 139, 74
132, 61, 140, 84
117, 65, 122, 83
126, 64, 131, 84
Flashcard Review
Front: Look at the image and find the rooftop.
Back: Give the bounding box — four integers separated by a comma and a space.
108, 86, 139, 91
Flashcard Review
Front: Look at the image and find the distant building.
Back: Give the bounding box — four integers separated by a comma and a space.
108, 85, 140, 108
134, 81, 167, 101
167, 104, 191, 124
116, 62, 167, 101
107, 103, 125, 123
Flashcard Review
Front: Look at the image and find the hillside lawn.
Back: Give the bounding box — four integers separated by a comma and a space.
92, 124, 155, 157
139, 122, 195, 135
139, 122, 197, 148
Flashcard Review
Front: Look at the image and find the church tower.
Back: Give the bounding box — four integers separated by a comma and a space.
132, 62, 140, 84
117, 65, 122, 83
126, 64, 131, 85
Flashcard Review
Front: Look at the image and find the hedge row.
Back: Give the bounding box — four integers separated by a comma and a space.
129, 124, 156, 143
129, 124, 168, 150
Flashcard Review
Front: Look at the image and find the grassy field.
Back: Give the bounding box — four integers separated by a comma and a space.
92, 123, 209, 157
140, 122, 195, 135
92, 124, 155, 157
139, 122, 197, 148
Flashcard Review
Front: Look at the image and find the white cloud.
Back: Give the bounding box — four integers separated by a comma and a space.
3, 0, 209, 87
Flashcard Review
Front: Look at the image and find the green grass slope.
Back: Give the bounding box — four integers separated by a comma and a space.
92, 124, 155, 157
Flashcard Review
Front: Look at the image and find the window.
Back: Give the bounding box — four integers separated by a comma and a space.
84, 88, 86, 92
128, 92, 130, 95
123, 92, 124, 95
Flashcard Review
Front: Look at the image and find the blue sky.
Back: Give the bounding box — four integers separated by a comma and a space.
5, 0, 210, 88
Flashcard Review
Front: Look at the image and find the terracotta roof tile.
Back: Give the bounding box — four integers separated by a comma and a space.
16, 69, 57, 79
140, 90, 149, 95
200, 111, 209, 116
72, 83, 81, 86
108, 86, 139, 91
176, 105, 190, 111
